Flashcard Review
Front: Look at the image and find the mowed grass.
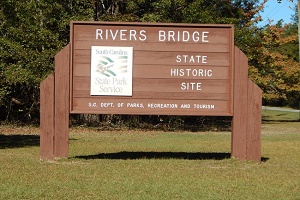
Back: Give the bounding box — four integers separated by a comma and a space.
262, 108, 300, 121
0, 122, 299, 199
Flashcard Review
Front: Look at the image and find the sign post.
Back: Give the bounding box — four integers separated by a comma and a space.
40, 21, 262, 161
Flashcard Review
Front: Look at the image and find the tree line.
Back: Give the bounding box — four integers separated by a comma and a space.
0, 0, 299, 126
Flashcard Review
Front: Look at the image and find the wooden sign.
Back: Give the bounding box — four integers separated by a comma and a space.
40, 21, 262, 161
70, 22, 234, 116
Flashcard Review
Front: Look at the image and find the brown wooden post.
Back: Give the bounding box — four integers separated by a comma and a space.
40, 45, 70, 160
232, 47, 262, 161
54, 44, 70, 158
246, 79, 262, 160
40, 73, 55, 159
232, 47, 248, 160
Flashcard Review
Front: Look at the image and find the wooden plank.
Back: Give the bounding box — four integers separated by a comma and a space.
73, 64, 229, 79
74, 50, 230, 66
246, 79, 262, 161
73, 91, 230, 100
54, 45, 70, 158
71, 98, 231, 116
40, 73, 55, 160
74, 41, 229, 52
73, 24, 231, 44
231, 47, 248, 160
73, 77, 229, 95
71, 21, 233, 29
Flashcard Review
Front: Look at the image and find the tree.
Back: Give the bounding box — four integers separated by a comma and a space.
0, 0, 94, 122
248, 22, 300, 107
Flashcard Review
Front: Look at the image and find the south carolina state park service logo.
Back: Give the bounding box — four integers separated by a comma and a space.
90, 46, 133, 96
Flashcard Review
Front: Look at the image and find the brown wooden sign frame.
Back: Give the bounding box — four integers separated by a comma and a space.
70, 21, 234, 116
40, 21, 262, 161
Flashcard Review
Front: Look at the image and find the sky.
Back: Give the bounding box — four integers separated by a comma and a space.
259, 0, 296, 26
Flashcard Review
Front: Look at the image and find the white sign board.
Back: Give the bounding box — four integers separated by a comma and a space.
90, 46, 133, 96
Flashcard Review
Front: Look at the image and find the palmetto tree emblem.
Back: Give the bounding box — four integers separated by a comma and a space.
96, 56, 128, 77
96, 56, 116, 77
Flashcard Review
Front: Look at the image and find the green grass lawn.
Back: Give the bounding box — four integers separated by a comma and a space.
0, 122, 299, 199
262, 108, 300, 121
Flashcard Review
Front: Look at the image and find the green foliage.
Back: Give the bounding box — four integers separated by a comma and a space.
281, 23, 299, 62
248, 23, 300, 108
0, 0, 94, 121
119, 0, 260, 25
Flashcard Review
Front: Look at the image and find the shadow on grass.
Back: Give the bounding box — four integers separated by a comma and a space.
75, 151, 232, 160
0, 134, 40, 149
75, 152, 269, 161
